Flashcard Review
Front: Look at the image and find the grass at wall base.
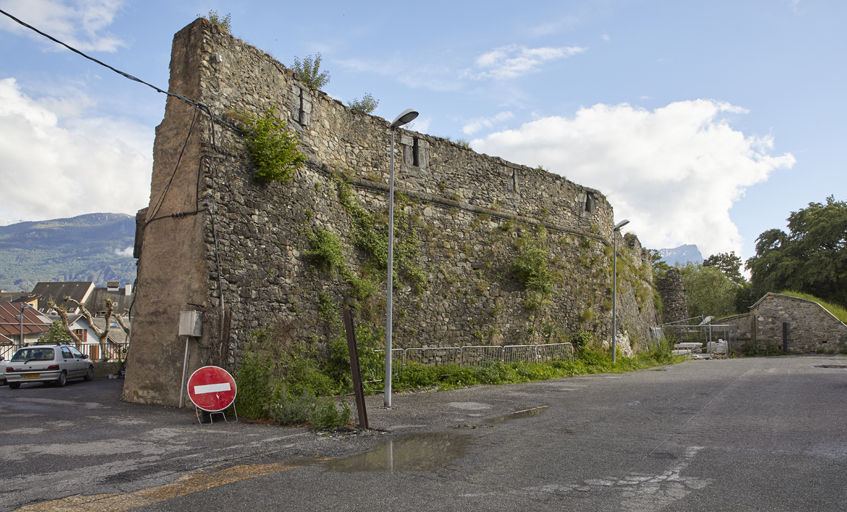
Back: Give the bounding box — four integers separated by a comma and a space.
233, 331, 684, 429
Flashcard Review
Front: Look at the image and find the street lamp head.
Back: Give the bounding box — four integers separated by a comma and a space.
390, 108, 419, 130
614, 219, 630, 231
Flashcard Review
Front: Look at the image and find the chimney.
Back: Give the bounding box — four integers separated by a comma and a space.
106, 281, 119, 292
125, 283, 132, 296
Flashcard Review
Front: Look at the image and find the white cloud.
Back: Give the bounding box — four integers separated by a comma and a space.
462, 111, 515, 135
463, 44, 586, 80
114, 246, 133, 257
0, 77, 152, 222
472, 100, 796, 257
0, 0, 125, 52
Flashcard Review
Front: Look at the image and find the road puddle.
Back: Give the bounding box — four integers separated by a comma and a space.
326, 433, 471, 473
488, 405, 549, 424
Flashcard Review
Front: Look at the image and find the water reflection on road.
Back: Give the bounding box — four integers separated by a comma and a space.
326, 433, 472, 473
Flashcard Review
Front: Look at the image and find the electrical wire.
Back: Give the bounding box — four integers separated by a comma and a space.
0, 8, 202, 109
2, 7, 244, 370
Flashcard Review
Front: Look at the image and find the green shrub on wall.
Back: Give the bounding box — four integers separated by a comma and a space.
243, 106, 306, 183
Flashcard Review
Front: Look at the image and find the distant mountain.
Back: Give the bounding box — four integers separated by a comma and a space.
659, 244, 704, 266
0, 213, 137, 292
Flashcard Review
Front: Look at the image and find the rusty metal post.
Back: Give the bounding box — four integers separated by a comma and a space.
343, 308, 368, 430
782, 322, 788, 353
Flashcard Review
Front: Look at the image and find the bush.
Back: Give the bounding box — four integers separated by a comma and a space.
199, 10, 231, 33
292, 53, 330, 89
244, 106, 306, 184
311, 399, 351, 429
349, 93, 379, 114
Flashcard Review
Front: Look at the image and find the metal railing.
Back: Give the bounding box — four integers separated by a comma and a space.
652, 324, 738, 354
374, 342, 574, 379
0, 342, 128, 362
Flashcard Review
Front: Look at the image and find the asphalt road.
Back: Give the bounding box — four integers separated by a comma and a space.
2, 355, 847, 511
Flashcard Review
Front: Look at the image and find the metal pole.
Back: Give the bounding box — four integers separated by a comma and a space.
179, 336, 190, 408
612, 233, 618, 363
385, 128, 395, 408
19, 303, 24, 348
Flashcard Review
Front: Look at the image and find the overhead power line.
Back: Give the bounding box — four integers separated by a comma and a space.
0, 8, 203, 108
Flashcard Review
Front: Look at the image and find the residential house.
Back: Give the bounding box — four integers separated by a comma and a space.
0, 302, 52, 350
32, 282, 95, 313
87, 282, 134, 316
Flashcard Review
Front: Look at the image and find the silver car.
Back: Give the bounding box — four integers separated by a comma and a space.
5, 345, 94, 389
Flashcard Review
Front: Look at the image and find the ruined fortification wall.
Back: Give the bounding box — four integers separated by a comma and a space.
124, 19, 659, 406
656, 268, 687, 324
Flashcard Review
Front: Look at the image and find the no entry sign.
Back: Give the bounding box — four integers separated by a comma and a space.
187, 366, 237, 412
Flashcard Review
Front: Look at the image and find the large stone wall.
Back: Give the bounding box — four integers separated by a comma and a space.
656, 268, 687, 324
716, 293, 847, 353
123, 19, 659, 406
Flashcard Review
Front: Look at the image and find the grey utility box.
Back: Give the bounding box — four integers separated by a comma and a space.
179, 310, 203, 337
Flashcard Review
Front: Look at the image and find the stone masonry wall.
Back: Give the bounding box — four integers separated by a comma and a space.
750, 293, 847, 353
656, 267, 687, 324
124, 19, 659, 406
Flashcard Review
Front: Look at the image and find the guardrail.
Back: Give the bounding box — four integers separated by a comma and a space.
374, 342, 574, 380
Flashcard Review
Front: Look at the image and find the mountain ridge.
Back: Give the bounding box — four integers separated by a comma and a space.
0, 213, 137, 291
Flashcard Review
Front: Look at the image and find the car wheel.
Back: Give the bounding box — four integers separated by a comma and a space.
9, 382, 21, 389
55, 371, 67, 387
84, 366, 94, 381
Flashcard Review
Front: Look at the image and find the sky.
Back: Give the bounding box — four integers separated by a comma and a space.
1, 0, 844, 265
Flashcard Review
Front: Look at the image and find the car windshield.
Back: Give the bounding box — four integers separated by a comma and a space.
10, 348, 55, 362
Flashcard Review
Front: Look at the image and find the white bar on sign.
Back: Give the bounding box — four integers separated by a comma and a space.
194, 383, 231, 394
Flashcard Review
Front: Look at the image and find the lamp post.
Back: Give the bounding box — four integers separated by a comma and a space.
385, 108, 419, 408
612, 219, 630, 363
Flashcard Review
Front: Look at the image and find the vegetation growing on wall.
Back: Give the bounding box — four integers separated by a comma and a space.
349, 93, 379, 114
199, 10, 231, 33
243, 106, 306, 183
336, 179, 426, 293
512, 231, 555, 315
292, 53, 330, 89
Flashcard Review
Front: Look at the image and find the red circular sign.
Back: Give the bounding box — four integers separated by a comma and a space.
187, 366, 237, 412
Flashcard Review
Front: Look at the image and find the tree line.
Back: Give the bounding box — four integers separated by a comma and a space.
652, 196, 846, 320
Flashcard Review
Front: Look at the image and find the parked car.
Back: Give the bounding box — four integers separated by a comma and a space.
4, 345, 94, 389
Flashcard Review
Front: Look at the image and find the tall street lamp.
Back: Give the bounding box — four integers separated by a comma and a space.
612, 219, 630, 363
385, 108, 418, 408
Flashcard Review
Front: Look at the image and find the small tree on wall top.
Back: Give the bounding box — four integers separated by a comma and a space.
292, 53, 330, 90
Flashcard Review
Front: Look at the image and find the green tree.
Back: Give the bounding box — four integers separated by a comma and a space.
703, 251, 745, 285
746, 196, 847, 307
648, 249, 671, 280
679, 263, 737, 318
39, 320, 72, 344
292, 53, 330, 90
349, 93, 379, 114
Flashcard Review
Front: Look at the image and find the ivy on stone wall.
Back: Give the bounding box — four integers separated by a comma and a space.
336, 179, 427, 293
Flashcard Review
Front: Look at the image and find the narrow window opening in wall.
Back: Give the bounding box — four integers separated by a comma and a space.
413, 138, 420, 167
585, 192, 596, 213
298, 89, 306, 125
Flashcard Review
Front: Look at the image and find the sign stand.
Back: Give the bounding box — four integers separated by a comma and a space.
186, 366, 238, 425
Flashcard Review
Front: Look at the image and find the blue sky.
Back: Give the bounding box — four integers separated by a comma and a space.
1, 0, 844, 265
